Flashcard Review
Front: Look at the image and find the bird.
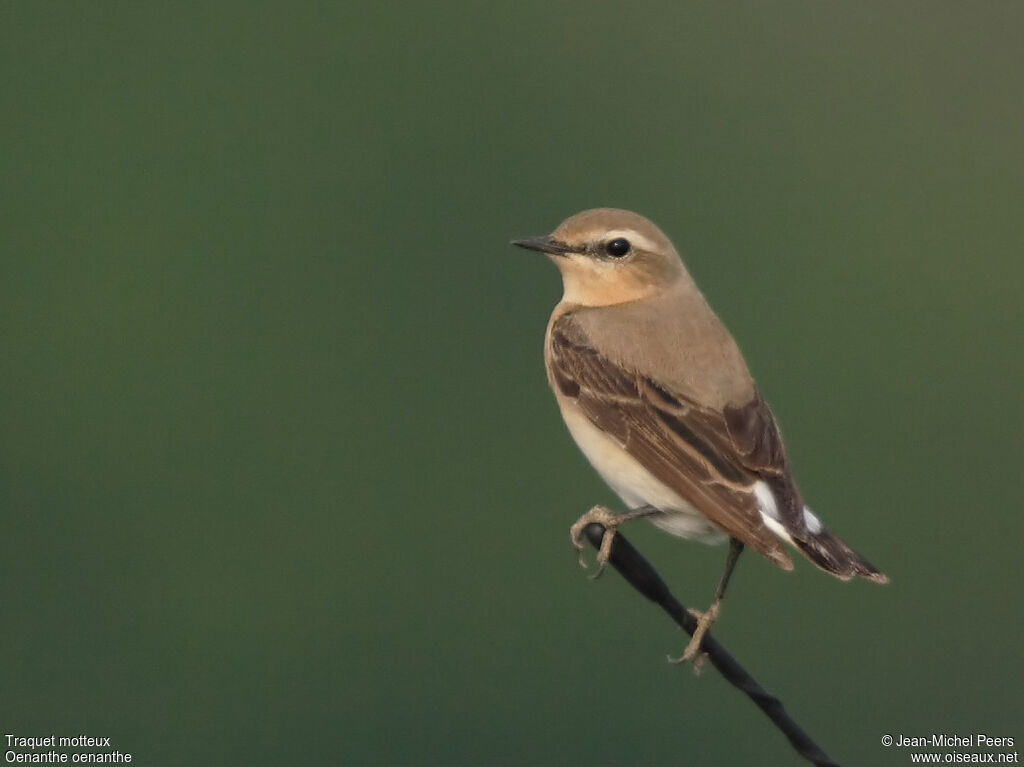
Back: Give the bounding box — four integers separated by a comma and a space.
513, 208, 888, 663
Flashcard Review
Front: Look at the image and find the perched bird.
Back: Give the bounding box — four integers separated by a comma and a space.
513, 208, 888, 662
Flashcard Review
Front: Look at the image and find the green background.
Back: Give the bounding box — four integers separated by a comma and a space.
3, 3, 1022, 765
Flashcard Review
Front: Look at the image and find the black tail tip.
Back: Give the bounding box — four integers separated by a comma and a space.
796, 529, 889, 584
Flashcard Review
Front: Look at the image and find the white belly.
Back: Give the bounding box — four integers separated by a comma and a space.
560, 405, 727, 544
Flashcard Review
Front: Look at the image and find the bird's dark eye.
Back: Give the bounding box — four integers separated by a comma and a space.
605, 238, 631, 258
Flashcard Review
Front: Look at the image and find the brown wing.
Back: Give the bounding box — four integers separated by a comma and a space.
549, 313, 803, 570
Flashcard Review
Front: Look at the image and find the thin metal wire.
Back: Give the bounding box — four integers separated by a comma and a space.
582, 523, 842, 767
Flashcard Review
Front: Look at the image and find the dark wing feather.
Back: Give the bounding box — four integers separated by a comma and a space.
550, 314, 796, 570
551, 314, 890, 583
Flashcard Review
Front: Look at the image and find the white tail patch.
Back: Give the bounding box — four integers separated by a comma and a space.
759, 513, 795, 545
802, 506, 823, 534
753, 481, 779, 520
755, 482, 827, 542
754, 481, 796, 545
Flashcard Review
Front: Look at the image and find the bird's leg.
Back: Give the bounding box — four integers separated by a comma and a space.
670, 537, 745, 665
570, 505, 661, 579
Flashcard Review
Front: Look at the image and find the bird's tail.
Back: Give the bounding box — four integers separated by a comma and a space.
794, 508, 889, 584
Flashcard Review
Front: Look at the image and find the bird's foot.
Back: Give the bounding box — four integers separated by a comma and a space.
667, 603, 722, 670
570, 505, 659, 579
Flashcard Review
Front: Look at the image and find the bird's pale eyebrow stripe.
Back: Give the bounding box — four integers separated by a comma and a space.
602, 229, 658, 252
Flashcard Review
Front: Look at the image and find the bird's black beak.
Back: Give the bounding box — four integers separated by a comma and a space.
511, 235, 575, 257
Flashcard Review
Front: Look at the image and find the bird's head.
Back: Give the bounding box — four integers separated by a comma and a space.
513, 208, 688, 306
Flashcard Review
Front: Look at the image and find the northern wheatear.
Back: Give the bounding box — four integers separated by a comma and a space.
514, 208, 887, 663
